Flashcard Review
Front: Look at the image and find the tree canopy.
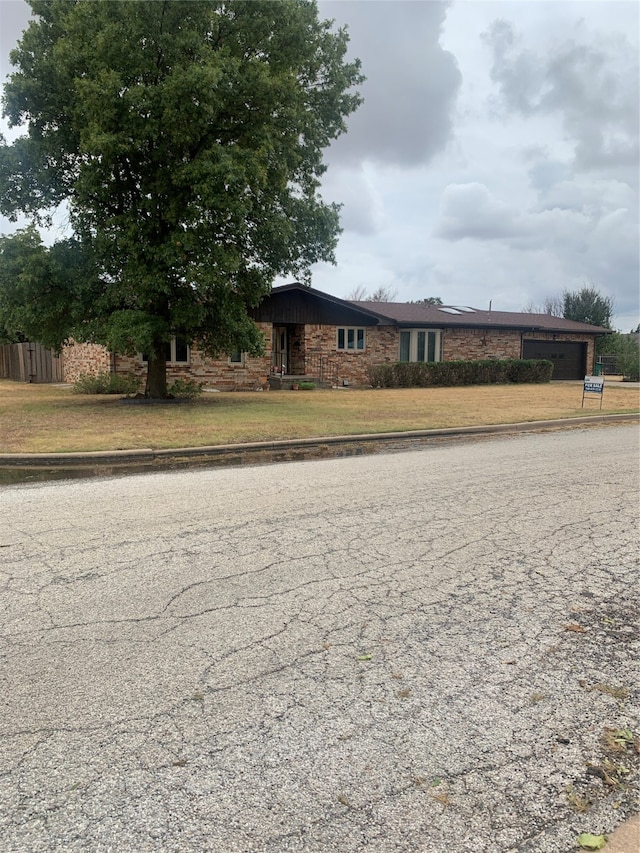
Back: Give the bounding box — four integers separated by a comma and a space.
562, 285, 613, 329
0, 226, 96, 349
410, 296, 443, 306
0, 0, 363, 395
522, 285, 613, 329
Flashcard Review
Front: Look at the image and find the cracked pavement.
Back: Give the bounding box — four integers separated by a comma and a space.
0, 425, 638, 852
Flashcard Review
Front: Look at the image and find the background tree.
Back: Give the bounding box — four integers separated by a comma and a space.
347, 285, 368, 301
348, 285, 397, 301
0, 0, 363, 396
562, 285, 613, 329
410, 296, 443, 305
600, 332, 640, 381
523, 285, 613, 345
522, 295, 563, 316
367, 285, 397, 302
0, 227, 97, 349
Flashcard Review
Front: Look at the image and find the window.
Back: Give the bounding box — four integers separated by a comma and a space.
337, 327, 365, 351
229, 351, 244, 365
399, 329, 441, 363
141, 336, 189, 364
172, 336, 189, 363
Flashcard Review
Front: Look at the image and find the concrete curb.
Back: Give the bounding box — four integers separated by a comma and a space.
0, 413, 637, 481
604, 814, 640, 853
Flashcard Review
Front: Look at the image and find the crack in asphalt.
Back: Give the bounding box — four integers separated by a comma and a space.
0, 427, 638, 852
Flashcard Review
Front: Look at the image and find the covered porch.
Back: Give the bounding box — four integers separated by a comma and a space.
269, 323, 340, 388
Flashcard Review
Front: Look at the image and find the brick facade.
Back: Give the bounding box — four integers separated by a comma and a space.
62, 323, 273, 391
62, 342, 113, 383
114, 323, 272, 391
443, 328, 521, 361
443, 328, 594, 372
301, 323, 399, 385
62, 321, 596, 389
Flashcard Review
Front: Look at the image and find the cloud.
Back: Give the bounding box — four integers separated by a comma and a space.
321, 164, 386, 236
1, 0, 638, 330
483, 17, 639, 182
431, 174, 638, 322
525, 156, 571, 195
0, 1, 33, 81
434, 182, 522, 241
321, 1, 462, 168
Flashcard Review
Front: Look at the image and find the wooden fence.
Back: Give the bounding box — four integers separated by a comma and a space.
0, 342, 63, 383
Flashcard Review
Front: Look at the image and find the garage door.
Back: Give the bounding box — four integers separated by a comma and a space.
522, 340, 587, 380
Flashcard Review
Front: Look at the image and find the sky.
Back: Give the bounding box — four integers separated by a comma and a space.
1, 0, 638, 331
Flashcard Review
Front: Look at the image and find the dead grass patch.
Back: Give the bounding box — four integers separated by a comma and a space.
0, 380, 637, 453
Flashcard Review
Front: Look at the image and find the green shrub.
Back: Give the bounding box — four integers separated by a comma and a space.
602, 334, 640, 381
167, 378, 203, 398
298, 380, 316, 390
367, 359, 553, 388
72, 372, 141, 395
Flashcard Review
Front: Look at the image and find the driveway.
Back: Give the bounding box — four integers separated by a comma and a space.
1, 425, 638, 852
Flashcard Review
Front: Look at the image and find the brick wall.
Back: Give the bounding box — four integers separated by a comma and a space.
63, 324, 273, 391
443, 328, 522, 361
116, 323, 273, 391
62, 342, 113, 383
443, 328, 595, 371
63, 324, 597, 389
302, 324, 398, 385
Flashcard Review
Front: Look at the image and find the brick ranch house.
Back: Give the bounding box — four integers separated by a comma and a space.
61, 283, 609, 389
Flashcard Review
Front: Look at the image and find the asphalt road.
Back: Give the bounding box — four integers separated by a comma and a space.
1, 425, 638, 853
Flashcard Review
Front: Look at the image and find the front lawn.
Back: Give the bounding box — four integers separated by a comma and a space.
0, 380, 637, 454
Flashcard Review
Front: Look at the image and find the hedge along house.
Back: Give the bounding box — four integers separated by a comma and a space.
61, 283, 609, 388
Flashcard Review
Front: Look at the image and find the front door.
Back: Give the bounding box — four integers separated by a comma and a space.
272, 326, 288, 373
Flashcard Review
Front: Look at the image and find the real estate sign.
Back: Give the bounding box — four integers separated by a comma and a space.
582, 375, 604, 409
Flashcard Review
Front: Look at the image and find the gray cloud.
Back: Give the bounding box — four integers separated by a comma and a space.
321, 165, 386, 236
0, 1, 33, 82
483, 17, 639, 181
321, 1, 462, 168
433, 176, 638, 321
435, 182, 522, 241
526, 156, 571, 195
1, 1, 638, 329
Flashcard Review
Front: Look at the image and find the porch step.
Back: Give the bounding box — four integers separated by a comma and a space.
268, 374, 324, 390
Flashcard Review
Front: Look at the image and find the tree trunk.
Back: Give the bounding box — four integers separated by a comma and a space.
145, 351, 168, 398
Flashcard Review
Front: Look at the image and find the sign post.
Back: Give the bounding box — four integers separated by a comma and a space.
582, 375, 604, 409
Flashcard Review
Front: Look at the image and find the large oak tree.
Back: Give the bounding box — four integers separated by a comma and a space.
0, 0, 363, 396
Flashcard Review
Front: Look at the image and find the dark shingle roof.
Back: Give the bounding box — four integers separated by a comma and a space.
267, 285, 610, 334
350, 301, 610, 333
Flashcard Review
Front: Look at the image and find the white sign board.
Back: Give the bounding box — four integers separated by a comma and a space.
582, 375, 604, 408
583, 375, 604, 393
